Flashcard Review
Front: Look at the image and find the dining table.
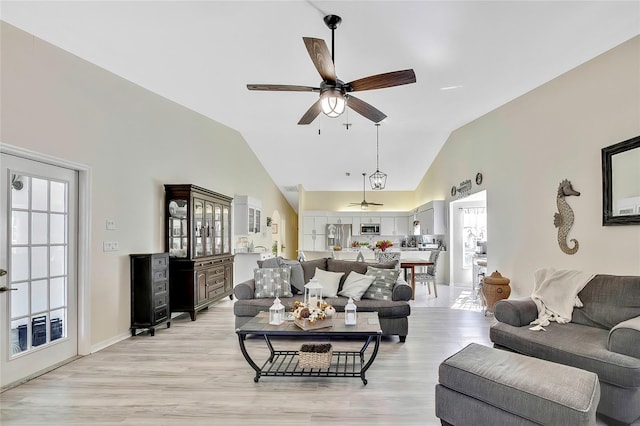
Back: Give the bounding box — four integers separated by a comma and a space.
400, 259, 435, 300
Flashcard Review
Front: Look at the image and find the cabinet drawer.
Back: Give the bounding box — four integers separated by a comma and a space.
153, 269, 168, 282
152, 255, 168, 268
206, 270, 224, 285
154, 281, 168, 295
154, 307, 168, 323
206, 284, 225, 300
154, 293, 168, 309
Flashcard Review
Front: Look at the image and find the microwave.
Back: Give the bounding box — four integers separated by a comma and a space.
360, 224, 380, 235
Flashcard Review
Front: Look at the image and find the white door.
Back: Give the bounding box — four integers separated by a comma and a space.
0, 153, 78, 388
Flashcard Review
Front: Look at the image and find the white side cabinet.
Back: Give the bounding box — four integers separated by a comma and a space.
417, 200, 446, 235
234, 195, 262, 235
302, 215, 328, 250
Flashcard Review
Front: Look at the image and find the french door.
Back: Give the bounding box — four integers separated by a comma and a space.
0, 153, 78, 388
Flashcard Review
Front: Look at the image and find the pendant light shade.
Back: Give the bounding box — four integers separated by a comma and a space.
320, 88, 346, 118
369, 123, 387, 190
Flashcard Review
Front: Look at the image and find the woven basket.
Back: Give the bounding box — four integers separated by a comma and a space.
298, 344, 333, 369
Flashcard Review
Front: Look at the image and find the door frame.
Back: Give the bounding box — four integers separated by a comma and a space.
1, 143, 91, 357
448, 191, 487, 286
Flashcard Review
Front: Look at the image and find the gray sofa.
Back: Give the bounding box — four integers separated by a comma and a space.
490, 274, 640, 425
233, 257, 413, 341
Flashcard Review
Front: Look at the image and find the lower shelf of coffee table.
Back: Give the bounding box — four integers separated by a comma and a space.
259, 350, 364, 379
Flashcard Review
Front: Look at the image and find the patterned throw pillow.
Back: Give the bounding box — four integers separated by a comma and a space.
253, 267, 293, 298
363, 266, 400, 300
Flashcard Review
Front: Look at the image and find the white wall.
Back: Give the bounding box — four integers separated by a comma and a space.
0, 22, 297, 349
416, 36, 640, 297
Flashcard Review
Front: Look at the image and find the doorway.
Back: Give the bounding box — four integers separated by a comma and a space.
0, 151, 86, 389
449, 191, 487, 286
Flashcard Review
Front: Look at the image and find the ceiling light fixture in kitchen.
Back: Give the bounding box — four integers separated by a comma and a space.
369, 123, 387, 190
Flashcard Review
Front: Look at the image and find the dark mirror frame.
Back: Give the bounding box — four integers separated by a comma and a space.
602, 135, 640, 226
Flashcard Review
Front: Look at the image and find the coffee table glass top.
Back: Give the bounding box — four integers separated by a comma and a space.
237, 311, 381, 335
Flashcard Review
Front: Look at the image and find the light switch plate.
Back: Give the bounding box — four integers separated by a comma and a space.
106, 219, 116, 230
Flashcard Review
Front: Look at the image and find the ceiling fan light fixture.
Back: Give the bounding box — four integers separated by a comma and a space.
320, 88, 346, 118
361, 203, 368, 211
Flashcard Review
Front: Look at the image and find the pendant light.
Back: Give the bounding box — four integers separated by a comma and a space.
369, 123, 387, 190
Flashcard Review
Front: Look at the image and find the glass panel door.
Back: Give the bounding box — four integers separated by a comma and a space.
1, 153, 78, 388
204, 202, 214, 256
214, 204, 222, 254
193, 199, 204, 257
222, 206, 230, 254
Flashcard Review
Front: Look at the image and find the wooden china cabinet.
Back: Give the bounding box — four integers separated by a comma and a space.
164, 184, 234, 320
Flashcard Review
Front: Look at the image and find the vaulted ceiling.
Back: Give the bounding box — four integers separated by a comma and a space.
2, 1, 639, 209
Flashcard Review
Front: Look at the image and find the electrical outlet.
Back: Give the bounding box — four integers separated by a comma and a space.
103, 241, 119, 252
106, 219, 116, 230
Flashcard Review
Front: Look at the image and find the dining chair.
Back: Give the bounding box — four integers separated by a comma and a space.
376, 251, 401, 268
413, 250, 440, 297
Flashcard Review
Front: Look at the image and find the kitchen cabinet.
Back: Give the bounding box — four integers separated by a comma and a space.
380, 216, 410, 236
130, 253, 170, 336
327, 215, 352, 224
416, 200, 446, 235
352, 217, 361, 236
302, 234, 326, 251
165, 184, 234, 321
361, 216, 381, 224
303, 215, 328, 235
234, 195, 262, 235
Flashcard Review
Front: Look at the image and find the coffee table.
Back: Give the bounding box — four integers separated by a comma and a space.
236, 311, 382, 385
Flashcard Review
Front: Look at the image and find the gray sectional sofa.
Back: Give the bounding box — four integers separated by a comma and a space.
490, 274, 640, 425
233, 257, 413, 341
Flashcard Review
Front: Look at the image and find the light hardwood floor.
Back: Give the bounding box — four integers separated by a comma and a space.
1, 285, 494, 425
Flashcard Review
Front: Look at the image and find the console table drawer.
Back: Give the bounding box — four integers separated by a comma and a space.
154, 281, 168, 295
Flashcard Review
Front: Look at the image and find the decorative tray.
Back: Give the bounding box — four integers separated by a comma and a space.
294, 318, 334, 331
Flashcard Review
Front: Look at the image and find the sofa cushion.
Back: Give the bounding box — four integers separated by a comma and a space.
301, 258, 328, 283
277, 258, 305, 294
490, 321, 640, 389
338, 271, 375, 301
253, 267, 293, 298
363, 266, 400, 301
312, 267, 344, 297
572, 275, 640, 330
326, 258, 396, 290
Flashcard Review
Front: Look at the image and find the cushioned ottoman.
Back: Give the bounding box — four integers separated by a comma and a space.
435, 343, 600, 426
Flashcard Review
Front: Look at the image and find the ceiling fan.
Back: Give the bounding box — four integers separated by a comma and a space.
350, 173, 384, 210
247, 14, 416, 125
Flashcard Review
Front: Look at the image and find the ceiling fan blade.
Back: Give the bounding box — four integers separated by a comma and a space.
247, 84, 319, 92
346, 69, 416, 92
298, 99, 322, 125
368, 202, 384, 206
303, 37, 337, 82
347, 95, 387, 123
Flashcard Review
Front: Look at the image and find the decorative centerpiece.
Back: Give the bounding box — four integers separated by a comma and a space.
375, 240, 394, 251
292, 279, 335, 330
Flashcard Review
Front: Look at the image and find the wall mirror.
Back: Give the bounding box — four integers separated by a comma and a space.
602, 135, 640, 225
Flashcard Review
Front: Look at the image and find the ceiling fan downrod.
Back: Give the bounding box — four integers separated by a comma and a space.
323, 15, 342, 66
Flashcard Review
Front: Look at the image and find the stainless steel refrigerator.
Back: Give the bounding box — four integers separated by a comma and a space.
326, 224, 352, 250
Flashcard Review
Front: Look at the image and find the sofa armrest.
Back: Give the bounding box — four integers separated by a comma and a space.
234, 279, 256, 300
392, 275, 412, 301
494, 298, 538, 327
608, 316, 640, 359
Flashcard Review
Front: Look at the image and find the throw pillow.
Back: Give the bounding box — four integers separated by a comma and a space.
278, 258, 305, 294
338, 271, 376, 301
363, 266, 400, 301
312, 267, 344, 298
301, 258, 328, 283
253, 267, 293, 298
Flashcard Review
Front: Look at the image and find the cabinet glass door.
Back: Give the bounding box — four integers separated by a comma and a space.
222, 206, 230, 254
248, 207, 255, 233
213, 204, 222, 254
205, 202, 214, 256
255, 209, 261, 234
193, 199, 204, 257
168, 199, 188, 258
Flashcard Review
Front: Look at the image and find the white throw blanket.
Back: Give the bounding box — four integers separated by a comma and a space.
529, 267, 594, 330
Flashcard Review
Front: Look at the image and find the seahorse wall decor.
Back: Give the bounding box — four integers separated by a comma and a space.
553, 179, 580, 255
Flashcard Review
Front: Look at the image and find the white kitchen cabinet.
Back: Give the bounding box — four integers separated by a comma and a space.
380, 217, 395, 235
234, 195, 262, 235
303, 215, 328, 235
416, 200, 446, 235
352, 216, 361, 236
395, 215, 409, 236
361, 215, 381, 224
327, 216, 352, 224
302, 234, 325, 251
